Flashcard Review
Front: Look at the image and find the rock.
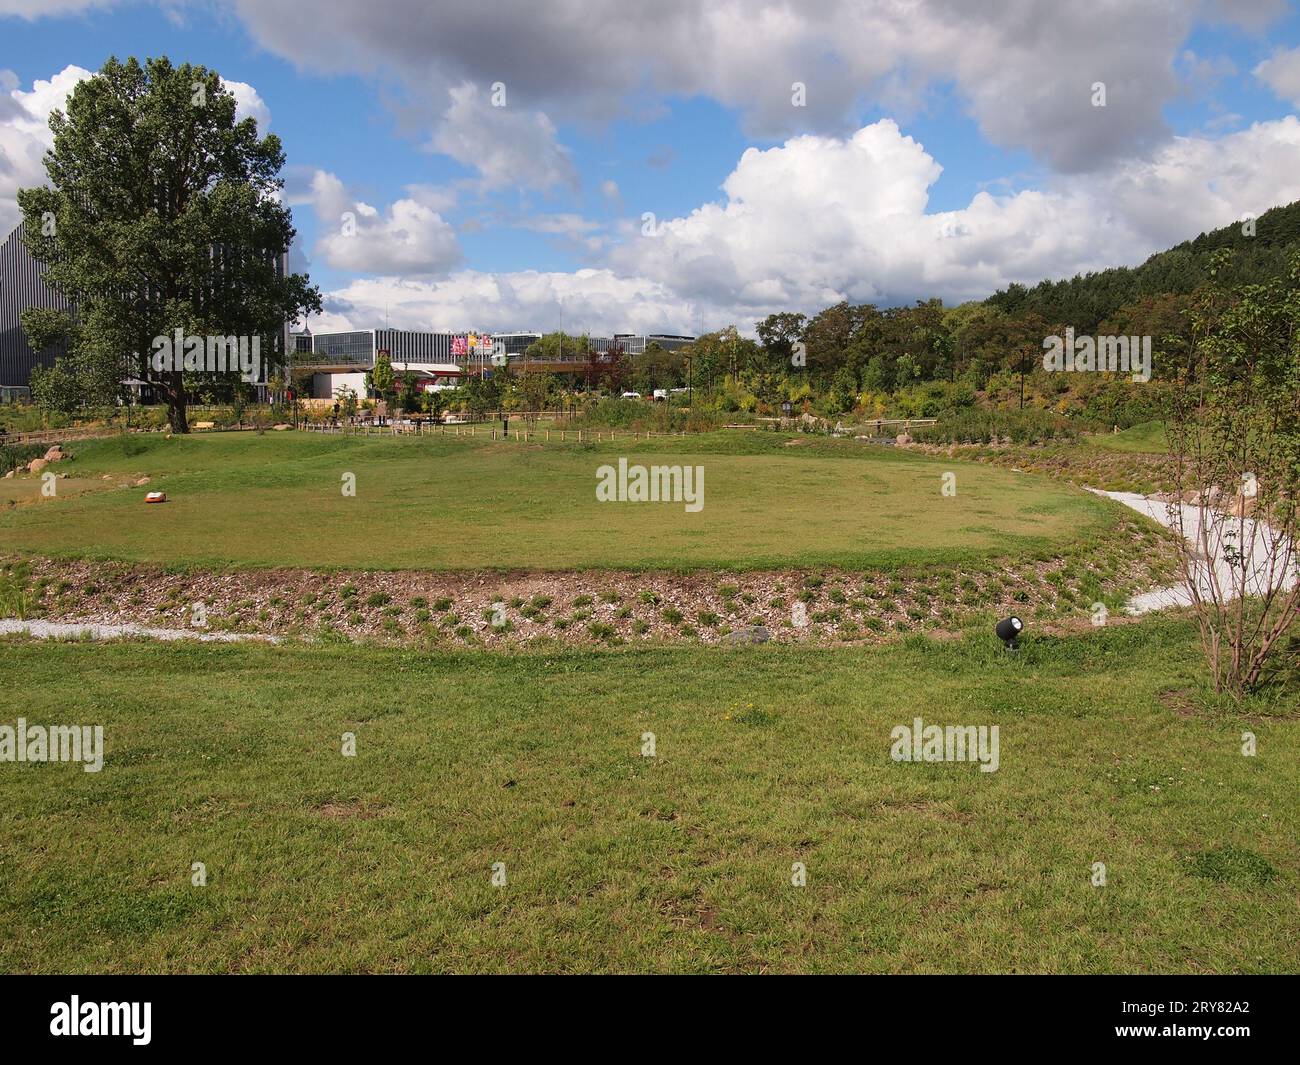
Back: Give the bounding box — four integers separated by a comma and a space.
3, 470, 12, 479
193, 421, 215, 430
1229, 495, 1257, 519
272, 423, 293, 431
134, 477, 150, 487
896, 432, 913, 445
43, 447, 64, 462
27, 458, 48, 473
727, 625, 771, 645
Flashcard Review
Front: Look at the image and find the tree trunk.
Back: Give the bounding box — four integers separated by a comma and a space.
166, 370, 189, 433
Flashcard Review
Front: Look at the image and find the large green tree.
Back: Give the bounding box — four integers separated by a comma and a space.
17, 55, 320, 432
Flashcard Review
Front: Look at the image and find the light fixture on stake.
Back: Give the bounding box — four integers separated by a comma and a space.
995, 616, 1023, 649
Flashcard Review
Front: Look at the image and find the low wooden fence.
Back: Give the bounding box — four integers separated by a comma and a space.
0, 425, 123, 447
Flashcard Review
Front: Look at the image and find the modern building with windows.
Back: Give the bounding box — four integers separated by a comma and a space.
0, 222, 74, 392
588, 333, 696, 356
1, 221, 293, 398
296, 328, 470, 399
295, 326, 697, 398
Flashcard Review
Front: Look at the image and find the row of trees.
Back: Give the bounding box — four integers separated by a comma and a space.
492, 288, 1189, 425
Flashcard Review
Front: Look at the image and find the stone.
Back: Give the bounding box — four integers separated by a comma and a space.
193, 421, 215, 430
43, 447, 64, 462
134, 476, 150, 487
27, 458, 48, 473
896, 432, 913, 445
1229, 495, 1257, 519
272, 423, 293, 431
727, 625, 771, 645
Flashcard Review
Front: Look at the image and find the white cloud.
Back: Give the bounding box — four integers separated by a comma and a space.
312, 267, 693, 337
308, 169, 462, 276
510, 213, 601, 237
232, 0, 1285, 172
307, 113, 1300, 336
1254, 47, 1300, 107
607, 116, 1300, 315
0, 65, 94, 235
431, 82, 576, 192
0, 0, 116, 15
600, 179, 622, 213
225, 79, 271, 129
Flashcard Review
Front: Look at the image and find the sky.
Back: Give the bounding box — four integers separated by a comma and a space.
2, 0, 1300, 338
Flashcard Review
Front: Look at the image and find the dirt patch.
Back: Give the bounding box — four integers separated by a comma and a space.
1158, 688, 1201, 718
309, 800, 389, 820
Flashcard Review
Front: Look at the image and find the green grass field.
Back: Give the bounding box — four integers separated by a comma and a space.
0, 431, 1118, 571
0, 622, 1294, 974
3, 426, 1290, 975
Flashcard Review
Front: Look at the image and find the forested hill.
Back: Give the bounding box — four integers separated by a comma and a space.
985, 199, 1300, 332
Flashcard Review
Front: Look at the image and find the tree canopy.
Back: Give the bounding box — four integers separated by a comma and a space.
17, 55, 320, 430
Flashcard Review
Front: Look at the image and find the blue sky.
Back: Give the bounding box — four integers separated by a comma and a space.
3, 1, 1300, 335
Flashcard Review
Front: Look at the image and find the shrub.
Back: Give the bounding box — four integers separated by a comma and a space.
911, 408, 1078, 446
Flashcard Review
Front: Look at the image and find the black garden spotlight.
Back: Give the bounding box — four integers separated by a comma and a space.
995, 615, 1024, 649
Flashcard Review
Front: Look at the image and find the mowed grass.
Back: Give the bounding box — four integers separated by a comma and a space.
0, 431, 1118, 571
0, 621, 1294, 974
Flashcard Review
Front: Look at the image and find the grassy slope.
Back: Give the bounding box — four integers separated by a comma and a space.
0, 431, 1118, 571
1084, 421, 1168, 455
0, 623, 1294, 974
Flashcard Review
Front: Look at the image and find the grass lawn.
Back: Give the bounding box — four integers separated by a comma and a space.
0, 621, 1294, 974
0, 431, 1119, 571
1084, 421, 1168, 455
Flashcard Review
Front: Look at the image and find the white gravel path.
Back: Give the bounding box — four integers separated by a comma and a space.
0, 618, 279, 643
1088, 489, 1298, 615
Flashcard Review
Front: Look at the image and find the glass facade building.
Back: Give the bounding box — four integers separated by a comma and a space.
588, 334, 695, 356
0, 223, 74, 388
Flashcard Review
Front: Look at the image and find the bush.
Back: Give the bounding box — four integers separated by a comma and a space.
911, 408, 1078, 445
0, 443, 48, 473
